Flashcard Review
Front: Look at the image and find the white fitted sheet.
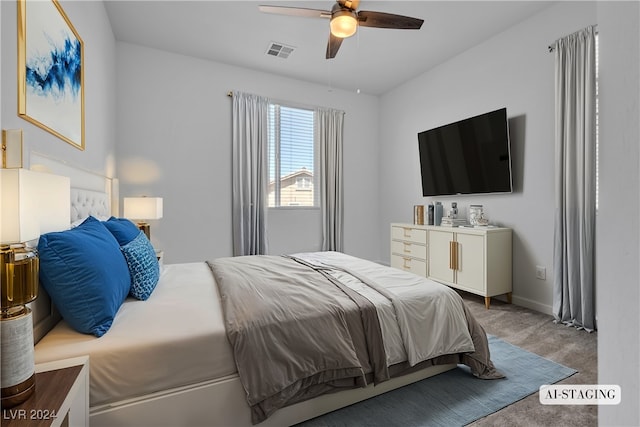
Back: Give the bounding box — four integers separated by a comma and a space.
34, 262, 236, 407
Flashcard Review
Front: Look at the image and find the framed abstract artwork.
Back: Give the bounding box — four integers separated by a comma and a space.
17, 0, 85, 150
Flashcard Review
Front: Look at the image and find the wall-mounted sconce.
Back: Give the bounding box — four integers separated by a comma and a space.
2, 129, 24, 169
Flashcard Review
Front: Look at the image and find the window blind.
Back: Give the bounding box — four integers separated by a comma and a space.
268, 104, 316, 207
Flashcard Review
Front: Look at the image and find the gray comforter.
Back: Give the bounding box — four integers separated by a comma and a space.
208, 253, 502, 424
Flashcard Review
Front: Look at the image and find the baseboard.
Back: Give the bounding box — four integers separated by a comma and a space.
511, 295, 553, 315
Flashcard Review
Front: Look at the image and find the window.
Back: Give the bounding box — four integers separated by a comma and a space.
268, 104, 317, 207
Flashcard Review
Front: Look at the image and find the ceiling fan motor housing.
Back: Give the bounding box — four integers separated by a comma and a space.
330, 3, 358, 38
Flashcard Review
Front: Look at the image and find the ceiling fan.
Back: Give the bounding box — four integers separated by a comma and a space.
259, 1, 424, 59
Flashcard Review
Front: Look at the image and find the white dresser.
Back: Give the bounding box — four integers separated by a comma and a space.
391, 223, 512, 309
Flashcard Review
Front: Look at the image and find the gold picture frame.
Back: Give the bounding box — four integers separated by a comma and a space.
17, 0, 85, 150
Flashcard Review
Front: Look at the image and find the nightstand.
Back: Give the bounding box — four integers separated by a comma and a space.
155, 250, 164, 267
2, 356, 89, 427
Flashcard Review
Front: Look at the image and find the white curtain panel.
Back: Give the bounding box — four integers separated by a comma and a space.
552, 26, 597, 331
231, 91, 270, 256
316, 107, 345, 252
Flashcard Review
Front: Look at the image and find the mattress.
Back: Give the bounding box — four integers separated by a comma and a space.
34, 262, 236, 407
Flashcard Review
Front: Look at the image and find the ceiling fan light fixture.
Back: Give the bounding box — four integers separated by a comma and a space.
330, 11, 357, 38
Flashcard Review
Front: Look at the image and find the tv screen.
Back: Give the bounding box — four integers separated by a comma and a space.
418, 107, 512, 197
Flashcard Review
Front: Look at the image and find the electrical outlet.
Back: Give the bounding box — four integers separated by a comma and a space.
536, 266, 546, 280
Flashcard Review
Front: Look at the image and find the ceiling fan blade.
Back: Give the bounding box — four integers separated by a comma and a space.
326, 33, 344, 59
259, 5, 331, 19
357, 11, 424, 30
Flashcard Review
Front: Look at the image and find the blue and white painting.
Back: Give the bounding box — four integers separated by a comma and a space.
20, 0, 84, 149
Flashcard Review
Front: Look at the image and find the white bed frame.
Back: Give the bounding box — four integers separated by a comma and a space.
29, 154, 456, 426
90, 364, 454, 427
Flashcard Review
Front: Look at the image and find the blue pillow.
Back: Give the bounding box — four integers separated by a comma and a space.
121, 231, 160, 300
38, 216, 131, 337
103, 216, 140, 246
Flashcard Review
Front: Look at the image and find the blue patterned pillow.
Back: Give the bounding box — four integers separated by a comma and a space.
121, 231, 160, 300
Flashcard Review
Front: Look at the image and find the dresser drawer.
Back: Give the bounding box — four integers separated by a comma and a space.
391, 254, 427, 276
391, 240, 427, 261
391, 226, 427, 244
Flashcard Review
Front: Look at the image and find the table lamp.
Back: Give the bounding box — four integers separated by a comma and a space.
0, 169, 70, 408
123, 197, 163, 240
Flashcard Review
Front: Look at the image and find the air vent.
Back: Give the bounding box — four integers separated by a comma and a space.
266, 42, 295, 59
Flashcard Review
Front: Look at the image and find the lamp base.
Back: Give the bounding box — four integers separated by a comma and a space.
1, 374, 35, 408
1, 306, 36, 408
1, 244, 39, 307
137, 222, 150, 240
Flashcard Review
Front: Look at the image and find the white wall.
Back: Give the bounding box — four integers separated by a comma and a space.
0, 0, 116, 177
377, 1, 597, 314
115, 43, 380, 263
596, 2, 640, 425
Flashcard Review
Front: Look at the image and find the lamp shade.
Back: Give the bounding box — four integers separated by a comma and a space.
123, 197, 163, 220
0, 169, 70, 244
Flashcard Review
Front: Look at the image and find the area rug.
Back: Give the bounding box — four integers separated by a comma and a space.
297, 335, 577, 427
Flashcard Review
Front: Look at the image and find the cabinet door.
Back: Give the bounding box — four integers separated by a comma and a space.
427, 230, 455, 283
455, 233, 485, 292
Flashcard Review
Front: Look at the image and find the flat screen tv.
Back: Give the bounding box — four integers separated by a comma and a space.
418, 107, 512, 197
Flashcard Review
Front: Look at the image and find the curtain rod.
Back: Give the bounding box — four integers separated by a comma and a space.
548, 25, 597, 53
226, 90, 345, 115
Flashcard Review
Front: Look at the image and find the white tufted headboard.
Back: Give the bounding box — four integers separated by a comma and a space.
70, 188, 111, 222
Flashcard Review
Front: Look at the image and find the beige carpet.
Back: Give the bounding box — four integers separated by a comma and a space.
461, 293, 597, 427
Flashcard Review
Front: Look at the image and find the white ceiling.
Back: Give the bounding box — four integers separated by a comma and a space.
104, 0, 556, 96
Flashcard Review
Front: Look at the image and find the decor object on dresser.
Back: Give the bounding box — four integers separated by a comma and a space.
1, 129, 23, 168
0, 169, 69, 407
17, 0, 85, 150
433, 201, 443, 226
413, 205, 424, 225
469, 204, 484, 226
123, 197, 163, 240
440, 217, 467, 227
391, 223, 512, 309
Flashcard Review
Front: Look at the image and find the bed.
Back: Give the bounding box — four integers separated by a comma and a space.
30, 161, 502, 426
